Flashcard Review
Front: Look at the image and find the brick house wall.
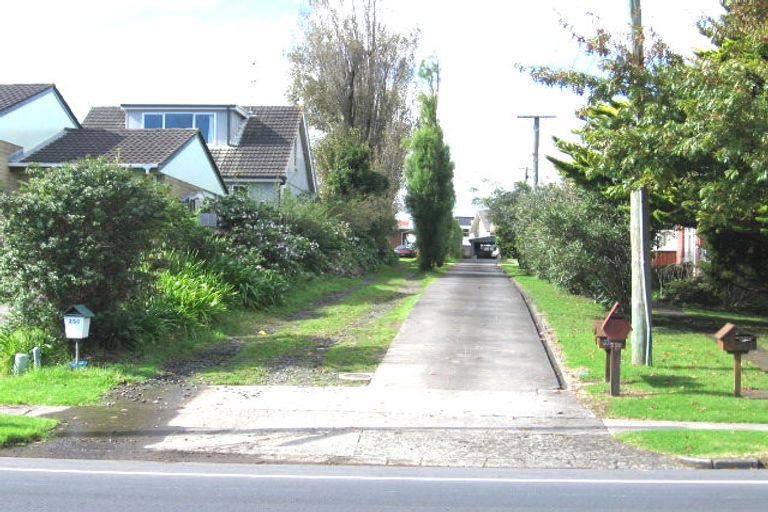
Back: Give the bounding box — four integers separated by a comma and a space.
0, 140, 24, 192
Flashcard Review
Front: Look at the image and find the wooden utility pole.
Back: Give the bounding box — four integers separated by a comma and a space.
518, 115, 555, 189
629, 0, 653, 366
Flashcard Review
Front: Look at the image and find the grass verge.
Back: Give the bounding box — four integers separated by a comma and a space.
501, 263, 768, 424
616, 430, 768, 459
0, 414, 57, 447
0, 366, 144, 406
199, 260, 442, 385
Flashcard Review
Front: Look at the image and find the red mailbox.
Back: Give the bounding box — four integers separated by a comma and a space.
593, 302, 631, 397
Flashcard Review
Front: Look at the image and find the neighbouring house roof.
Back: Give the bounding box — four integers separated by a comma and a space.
82, 106, 126, 130
0, 84, 52, 113
13, 127, 227, 195
455, 216, 474, 226
210, 106, 303, 180
15, 128, 201, 166
0, 84, 80, 128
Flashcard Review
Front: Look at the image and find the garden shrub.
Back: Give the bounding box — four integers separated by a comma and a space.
202, 247, 289, 309
209, 194, 326, 276
698, 227, 768, 312
497, 183, 633, 306
208, 193, 392, 278
0, 159, 182, 337
280, 195, 388, 274
322, 196, 397, 269
151, 253, 233, 326
662, 277, 721, 308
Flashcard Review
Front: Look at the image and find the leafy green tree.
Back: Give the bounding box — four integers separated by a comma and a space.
405, 60, 456, 271
0, 159, 182, 332
319, 132, 388, 198
529, 1, 768, 309
288, 0, 419, 199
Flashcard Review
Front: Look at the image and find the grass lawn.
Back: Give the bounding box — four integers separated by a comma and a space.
501, 263, 768, 424
0, 366, 145, 406
0, 414, 57, 447
200, 260, 442, 385
617, 430, 768, 459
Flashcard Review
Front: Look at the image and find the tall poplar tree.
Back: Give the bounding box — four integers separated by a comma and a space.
405, 60, 456, 271
288, 0, 419, 200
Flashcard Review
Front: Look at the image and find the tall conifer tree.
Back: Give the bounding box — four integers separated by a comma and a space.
405, 60, 456, 271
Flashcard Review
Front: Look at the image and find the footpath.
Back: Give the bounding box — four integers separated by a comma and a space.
3, 261, 764, 468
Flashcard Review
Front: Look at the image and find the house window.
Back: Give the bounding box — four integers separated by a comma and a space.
231, 185, 249, 196
144, 114, 163, 128
142, 112, 215, 143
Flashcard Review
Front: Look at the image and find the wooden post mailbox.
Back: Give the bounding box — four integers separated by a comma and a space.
714, 323, 758, 398
592, 302, 631, 397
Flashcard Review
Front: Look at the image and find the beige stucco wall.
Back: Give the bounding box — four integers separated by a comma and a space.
0, 140, 25, 192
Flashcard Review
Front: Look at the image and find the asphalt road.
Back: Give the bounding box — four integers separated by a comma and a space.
1, 458, 767, 511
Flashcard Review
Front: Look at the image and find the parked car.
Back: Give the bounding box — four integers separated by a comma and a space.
394, 244, 416, 258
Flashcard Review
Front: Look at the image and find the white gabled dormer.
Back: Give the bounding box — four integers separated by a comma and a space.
121, 104, 249, 147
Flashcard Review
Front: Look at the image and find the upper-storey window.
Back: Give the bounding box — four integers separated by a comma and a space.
142, 113, 214, 143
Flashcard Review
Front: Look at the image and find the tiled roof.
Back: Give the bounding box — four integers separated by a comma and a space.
0, 84, 53, 113
82, 107, 126, 130
211, 106, 302, 179
18, 128, 198, 166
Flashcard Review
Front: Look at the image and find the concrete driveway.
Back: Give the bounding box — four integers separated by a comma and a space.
371, 260, 559, 391
145, 261, 681, 468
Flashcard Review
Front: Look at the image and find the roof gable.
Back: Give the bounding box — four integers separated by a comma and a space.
0, 84, 52, 113
212, 106, 302, 179
0, 84, 80, 129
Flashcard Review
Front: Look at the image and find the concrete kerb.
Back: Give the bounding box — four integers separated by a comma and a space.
498, 263, 580, 392
502, 265, 568, 390
0, 405, 69, 417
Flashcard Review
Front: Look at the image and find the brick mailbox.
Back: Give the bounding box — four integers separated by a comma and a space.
714, 322, 758, 397
593, 302, 631, 397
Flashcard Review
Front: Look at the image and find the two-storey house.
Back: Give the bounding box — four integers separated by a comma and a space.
83, 104, 317, 201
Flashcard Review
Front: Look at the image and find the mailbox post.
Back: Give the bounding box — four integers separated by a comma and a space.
63, 304, 95, 368
593, 302, 631, 397
714, 323, 758, 398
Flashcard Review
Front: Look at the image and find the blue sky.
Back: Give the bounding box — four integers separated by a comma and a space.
2, 0, 724, 213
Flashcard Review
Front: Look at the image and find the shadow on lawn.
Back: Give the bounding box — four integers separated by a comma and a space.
654, 310, 768, 335
640, 374, 703, 389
